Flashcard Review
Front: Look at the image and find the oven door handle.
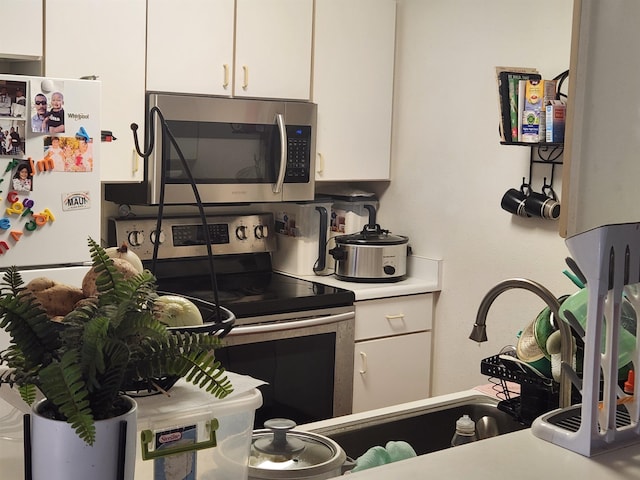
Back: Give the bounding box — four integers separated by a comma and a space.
226, 311, 354, 335
272, 112, 287, 194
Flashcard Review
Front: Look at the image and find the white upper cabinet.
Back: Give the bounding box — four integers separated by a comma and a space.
146, 0, 235, 96
146, 0, 312, 100
313, 0, 396, 181
234, 0, 312, 100
0, 0, 42, 59
45, 0, 146, 183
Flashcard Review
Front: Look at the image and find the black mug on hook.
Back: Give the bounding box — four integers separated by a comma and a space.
525, 185, 561, 220
500, 184, 530, 218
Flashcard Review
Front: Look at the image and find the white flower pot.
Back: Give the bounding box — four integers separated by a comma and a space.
28, 396, 137, 480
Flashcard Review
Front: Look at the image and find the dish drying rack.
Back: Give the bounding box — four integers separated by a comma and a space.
481, 353, 559, 426
531, 222, 640, 457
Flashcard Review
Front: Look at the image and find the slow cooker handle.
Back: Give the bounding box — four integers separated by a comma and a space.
361, 223, 387, 236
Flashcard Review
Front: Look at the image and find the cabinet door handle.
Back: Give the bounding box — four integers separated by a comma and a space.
316, 152, 324, 174
242, 65, 249, 90
131, 148, 139, 175
358, 351, 367, 374
223, 64, 230, 88
385, 313, 405, 321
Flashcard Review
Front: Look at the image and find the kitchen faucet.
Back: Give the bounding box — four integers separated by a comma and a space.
469, 278, 573, 409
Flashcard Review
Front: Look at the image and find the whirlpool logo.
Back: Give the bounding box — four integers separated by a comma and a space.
67, 112, 90, 120
62, 191, 91, 211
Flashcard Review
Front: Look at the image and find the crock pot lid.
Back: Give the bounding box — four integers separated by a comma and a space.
249, 430, 339, 471
336, 231, 408, 245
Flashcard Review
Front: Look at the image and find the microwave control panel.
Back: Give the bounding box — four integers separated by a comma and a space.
285, 125, 311, 183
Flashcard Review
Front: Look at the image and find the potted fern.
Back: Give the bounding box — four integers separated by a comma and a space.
0, 238, 234, 480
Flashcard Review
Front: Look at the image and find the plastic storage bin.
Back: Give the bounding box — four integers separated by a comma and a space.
329, 196, 379, 236
134, 380, 263, 480
270, 198, 334, 276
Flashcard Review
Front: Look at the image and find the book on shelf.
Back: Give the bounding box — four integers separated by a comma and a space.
539, 79, 558, 141
495, 67, 540, 143
519, 78, 545, 143
546, 101, 566, 143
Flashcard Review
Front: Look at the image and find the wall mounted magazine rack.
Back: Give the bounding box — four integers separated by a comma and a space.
532, 222, 640, 457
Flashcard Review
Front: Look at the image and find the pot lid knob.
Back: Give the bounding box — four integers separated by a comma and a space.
254, 418, 305, 455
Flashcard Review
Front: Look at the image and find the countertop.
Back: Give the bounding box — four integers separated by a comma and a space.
297, 389, 640, 480
279, 255, 442, 301
4, 388, 640, 478
327, 428, 640, 479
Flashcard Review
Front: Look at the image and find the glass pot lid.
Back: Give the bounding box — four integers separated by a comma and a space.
335, 224, 408, 246
249, 418, 344, 473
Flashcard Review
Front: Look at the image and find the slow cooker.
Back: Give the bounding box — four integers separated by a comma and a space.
329, 224, 409, 282
248, 418, 351, 479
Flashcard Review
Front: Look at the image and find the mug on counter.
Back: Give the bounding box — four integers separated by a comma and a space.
525, 188, 561, 220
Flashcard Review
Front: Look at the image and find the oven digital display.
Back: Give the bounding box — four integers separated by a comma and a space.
172, 223, 230, 246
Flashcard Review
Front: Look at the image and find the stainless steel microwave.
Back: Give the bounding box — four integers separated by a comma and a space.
105, 94, 317, 205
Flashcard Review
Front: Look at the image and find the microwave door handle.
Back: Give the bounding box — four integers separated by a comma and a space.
273, 113, 287, 194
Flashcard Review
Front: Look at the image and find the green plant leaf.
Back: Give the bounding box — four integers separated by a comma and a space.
39, 350, 95, 445
0, 237, 235, 446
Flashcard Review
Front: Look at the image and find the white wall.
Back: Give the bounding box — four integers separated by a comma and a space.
377, 0, 575, 395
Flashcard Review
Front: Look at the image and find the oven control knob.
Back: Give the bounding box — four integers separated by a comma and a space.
254, 225, 268, 239
150, 230, 165, 245
236, 225, 248, 240
127, 230, 145, 247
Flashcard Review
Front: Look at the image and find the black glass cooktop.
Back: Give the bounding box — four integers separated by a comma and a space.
149, 254, 354, 319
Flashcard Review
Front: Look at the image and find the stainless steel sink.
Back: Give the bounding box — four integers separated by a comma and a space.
307, 395, 528, 458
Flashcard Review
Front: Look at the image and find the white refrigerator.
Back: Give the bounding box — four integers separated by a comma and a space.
0, 74, 101, 352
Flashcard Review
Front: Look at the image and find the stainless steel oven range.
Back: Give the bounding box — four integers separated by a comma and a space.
108, 213, 355, 427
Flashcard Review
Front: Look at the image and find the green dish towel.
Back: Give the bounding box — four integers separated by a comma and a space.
350, 441, 417, 473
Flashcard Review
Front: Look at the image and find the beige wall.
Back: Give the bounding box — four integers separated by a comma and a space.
377, 0, 575, 395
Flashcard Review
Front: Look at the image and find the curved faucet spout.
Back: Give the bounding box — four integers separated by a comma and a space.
470, 278, 573, 409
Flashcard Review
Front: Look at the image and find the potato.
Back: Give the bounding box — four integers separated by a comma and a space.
25, 277, 57, 292
82, 258, 139, 298
25, 278, 85, 318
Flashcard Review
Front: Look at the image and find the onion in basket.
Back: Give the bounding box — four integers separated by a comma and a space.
105, 243, 144, 273
154, 294, 204, 327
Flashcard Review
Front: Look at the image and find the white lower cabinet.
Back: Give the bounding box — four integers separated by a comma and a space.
352, 294, 433, 413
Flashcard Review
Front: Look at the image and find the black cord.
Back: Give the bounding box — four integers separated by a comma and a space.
131, 107, 221, 321
313, 236, 337, 277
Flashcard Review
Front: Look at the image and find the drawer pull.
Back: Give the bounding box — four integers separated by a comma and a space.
385, 313, 405, 321
358, 351, 367, 374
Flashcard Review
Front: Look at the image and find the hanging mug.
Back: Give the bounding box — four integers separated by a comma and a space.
501, 184, 530, 217
525, 186, 560, 220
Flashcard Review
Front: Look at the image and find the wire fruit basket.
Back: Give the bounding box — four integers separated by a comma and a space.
124, 294, 235, 396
